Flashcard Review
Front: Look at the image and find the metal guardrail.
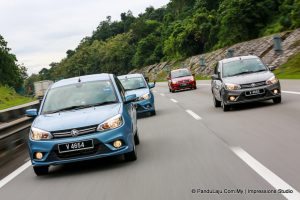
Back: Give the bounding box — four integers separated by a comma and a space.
0, 117, 33, 167
0, 101, 40, 122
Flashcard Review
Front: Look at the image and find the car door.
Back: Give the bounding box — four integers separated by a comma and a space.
115, 77, 137, 133
212, 62, 222, 101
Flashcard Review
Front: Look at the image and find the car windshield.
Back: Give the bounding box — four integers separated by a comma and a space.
171, 69, 192, 79
222, 58, 267, 78
119, 77, 147, 90
42, 80, 118, 114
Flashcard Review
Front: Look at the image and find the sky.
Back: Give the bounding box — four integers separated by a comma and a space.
0, 0, 170, 75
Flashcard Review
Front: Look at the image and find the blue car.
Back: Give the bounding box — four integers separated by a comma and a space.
26, 74, 139, 176
118, 74, 156, 116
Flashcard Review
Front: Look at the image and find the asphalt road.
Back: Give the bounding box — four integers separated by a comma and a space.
1, 80, 300, 200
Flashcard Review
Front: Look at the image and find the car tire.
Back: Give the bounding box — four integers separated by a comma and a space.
213, 95, 221, 107
273, 97, 281, 104
33, 166, 49, 176
150, 110, 156, 116
124, 145, 137, 162
222, 100, 230, 112
134, 130, 140, 145
194, 86, 197, 90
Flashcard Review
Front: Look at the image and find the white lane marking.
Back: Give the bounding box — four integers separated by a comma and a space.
282, 91, 300, 95
186, 110, 202, 120
160, 93, 165, 96
170, 99, 178, 103
0, 161, 31, 189
197, 84, 210, 86
231, 147, 300, 200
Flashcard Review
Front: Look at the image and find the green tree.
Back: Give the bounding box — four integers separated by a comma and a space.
0, 35, 24, 89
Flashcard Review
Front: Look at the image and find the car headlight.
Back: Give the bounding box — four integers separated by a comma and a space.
138, 93, 151, 101
266, 76, 278, 85
224, 83, 241, 90
97, 114, 123, 131
30, 127, 52, 140
171, 81, 177, 84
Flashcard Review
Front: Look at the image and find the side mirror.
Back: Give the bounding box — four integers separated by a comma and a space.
268, 66, 277, 71
26, 109, 38, 118
167, 77, 170, 80
125, 94, 137, 104
148, 83, 155, 89
211, 74, 219, 80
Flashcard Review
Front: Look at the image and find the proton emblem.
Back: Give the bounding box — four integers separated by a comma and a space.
251, 83, 256, 87
70, 129, 79, 137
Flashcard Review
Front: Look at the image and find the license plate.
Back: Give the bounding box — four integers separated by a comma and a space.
180, 83, 187, 87
246, 89, 264, 96
58, 140, 94, 153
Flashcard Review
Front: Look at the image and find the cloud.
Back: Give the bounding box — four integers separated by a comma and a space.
0, 0, 170, 75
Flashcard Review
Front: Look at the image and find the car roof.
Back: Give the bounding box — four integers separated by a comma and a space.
51, 74, 112, 88
118, 74, 144, 79
221, 55, 259, 64
171, 68, 190, 72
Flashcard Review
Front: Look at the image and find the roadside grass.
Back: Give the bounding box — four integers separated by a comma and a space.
275, 52, 300, 79
0, 86, 35, 110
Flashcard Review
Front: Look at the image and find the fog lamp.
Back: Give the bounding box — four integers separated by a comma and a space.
273, 89, 279, 94
229, 96, 236, 101
113, 140, 122, 148
35, 152, 43, 160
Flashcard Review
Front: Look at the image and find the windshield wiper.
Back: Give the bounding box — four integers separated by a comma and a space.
45, 105, 88, 114
83, 101, 118, 108
252, 69, 266, 73
45, 101, 118, 114
126, 86, 146, 91
231, 71, 253, 76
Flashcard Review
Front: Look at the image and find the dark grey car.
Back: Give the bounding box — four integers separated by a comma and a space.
211, 55, 281, 111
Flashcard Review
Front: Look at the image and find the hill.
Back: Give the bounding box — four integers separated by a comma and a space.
0, 86, 34, 110
132, 28, 300, 80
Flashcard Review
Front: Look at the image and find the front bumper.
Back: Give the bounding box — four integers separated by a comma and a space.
135, 98, 155, 114
222, 82, 281, 105
28, 124, 134, 166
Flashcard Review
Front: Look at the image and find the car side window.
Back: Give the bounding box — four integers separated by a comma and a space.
114, 77, 125, 101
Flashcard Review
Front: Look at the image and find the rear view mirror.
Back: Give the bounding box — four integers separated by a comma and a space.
148, 83, 155, 89
26, 109, 38, 118
268, 66, 277, 71
211, 74, 219, 80
125, 94, 137, 104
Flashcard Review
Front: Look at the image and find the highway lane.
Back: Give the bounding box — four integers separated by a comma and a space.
1, 80, 300, 200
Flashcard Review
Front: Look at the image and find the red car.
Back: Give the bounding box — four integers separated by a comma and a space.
168, 68, 197, 93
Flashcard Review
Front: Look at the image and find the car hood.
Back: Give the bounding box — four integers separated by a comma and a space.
125, 88, 150, 97
223, 71, 274, 84
172, 76, 194, 82
33, 103, 121, 132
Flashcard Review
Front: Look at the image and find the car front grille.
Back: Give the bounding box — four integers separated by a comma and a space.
240, 81, 266, 89
52, 126, 98, 138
